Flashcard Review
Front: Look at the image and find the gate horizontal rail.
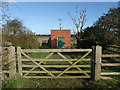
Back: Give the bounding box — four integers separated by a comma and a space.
23, 76, 91, 79
22, 49, 92, 52
22, 59, 91, 61
22, 71, 90, 73
22, 65, 91, 68
17, 46, 92, 79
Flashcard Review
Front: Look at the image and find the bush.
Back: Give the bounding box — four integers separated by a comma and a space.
70, 44, 77, 49
77, 39, 96, 49
81, 26, 118, 50
2, 19, 39, 49
39, 46, 51, 49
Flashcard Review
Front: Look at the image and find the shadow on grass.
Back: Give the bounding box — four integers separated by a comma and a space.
2, 75, 120, 89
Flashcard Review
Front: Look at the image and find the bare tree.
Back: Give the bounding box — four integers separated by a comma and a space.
1, 2, 10, 24
68, 6, 87, 48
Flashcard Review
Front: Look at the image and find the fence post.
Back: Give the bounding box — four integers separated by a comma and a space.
91, 45, 102, 81
8, 46, 16, 78
0, 46, 2, 83
17, 46, 22, 76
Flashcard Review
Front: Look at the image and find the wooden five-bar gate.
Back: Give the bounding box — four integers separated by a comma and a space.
17, 46, 92, 79
2, 45, 120, 81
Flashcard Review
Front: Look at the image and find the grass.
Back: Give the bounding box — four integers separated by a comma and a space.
0, 82, 2, 89
2, 76, 38, 88
84, 79, 120, 89
2, 76, 120, 88
30, 52, 50, 59
35, 78, 84, 88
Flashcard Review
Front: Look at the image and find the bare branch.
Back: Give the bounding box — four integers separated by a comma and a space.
68, 7, 87, 38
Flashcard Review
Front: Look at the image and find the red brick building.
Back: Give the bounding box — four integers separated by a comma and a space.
51, 30, 71, 48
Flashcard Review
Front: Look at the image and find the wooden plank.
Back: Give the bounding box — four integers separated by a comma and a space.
21, 52, 55, 78
91, 46, 102, 81
102, 63, 120, 66
101, 72, 120, 75
55, 51, 92, 78
24, 52, 54, 76
2, 71, 9, 73
0, 46, 1, 81
22, 59, 91, 62
95, 46, 102, 81
22, 49, 92, 53
42, 52, 54, 64
106, 49, 120, 54
107, 45, 120, 49
91, 46, 95, 80
24, 76, 90, 78
2, 47, 9, 49
22, 71, 91, 73
100, 76, 114, 80
57, 52, 68, 59
3, 59, 17, 65
57, 52, 90, 77
8, 46, 16, 78
17, 46, 22, 76
22, 65, 91, 68
101, 54, 120, 57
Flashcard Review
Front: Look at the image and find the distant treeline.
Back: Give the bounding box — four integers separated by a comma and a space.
36, 34, 75, 37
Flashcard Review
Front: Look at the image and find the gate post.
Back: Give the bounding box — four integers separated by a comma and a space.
17, 46, 22, 76
91, 45, 102, 81
8, 46, 16, 78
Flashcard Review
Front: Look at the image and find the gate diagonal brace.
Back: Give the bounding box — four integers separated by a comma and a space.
24, 52, 54, 76
56, 51, 92, 79
57, 52, 90, 76
21, 52, 55, 78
